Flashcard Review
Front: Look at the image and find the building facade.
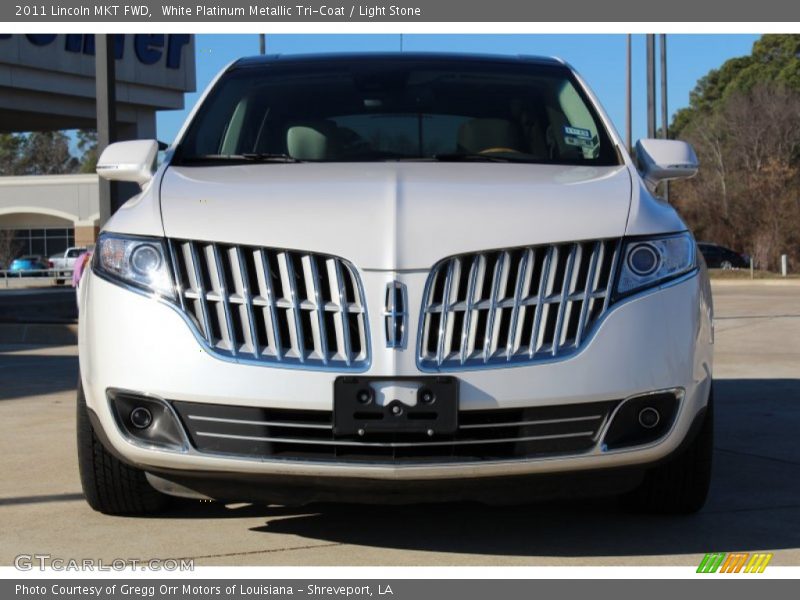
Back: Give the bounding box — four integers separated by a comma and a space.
0, 34, 196, 262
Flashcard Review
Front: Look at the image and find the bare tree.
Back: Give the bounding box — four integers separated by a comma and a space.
0, 230, 21, 270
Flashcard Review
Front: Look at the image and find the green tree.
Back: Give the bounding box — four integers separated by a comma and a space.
670, 34, 800, 271
15, 131, 80, 175
0, 133, 24, 175
76, 129, 98, 173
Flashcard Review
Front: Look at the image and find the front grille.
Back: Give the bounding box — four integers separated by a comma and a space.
419, 239, 620, 370
169, 240, 369, 370
171, 399, 618, 463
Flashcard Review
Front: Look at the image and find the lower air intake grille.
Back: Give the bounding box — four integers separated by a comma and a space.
171, 399, 618, 463
169, 240, 369, 370
419, 239, 620, 370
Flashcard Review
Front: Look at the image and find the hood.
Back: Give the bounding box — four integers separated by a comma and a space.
159, 162, 632, 270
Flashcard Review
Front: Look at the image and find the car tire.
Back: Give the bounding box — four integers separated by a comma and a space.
721, 260, 733, 270
621, 387, 713, 514
76, 379, 171, 515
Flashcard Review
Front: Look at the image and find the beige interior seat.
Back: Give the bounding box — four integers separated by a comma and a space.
286, 121, 338, 160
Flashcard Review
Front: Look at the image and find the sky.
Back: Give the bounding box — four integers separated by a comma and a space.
155, 34, 761, 146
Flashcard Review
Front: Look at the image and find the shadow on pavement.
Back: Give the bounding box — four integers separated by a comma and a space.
0, 493, 85, 507
0, 353, 78, 401
0, 287, 77, 324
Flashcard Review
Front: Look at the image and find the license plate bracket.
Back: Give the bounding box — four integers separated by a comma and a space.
333, 376, 458, 437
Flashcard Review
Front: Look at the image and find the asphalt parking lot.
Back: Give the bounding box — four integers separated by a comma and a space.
0, 281, 798, 567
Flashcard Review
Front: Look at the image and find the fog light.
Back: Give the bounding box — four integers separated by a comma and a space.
638, 407, 661, 429
108, 390, 187, 451
130, 407, 153, 429
601, 390, 681, 450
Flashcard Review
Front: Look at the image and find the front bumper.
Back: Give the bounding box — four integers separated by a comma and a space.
79, 267, 713, 483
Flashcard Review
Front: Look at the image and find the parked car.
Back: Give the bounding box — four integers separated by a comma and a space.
78, 53, 714, 516
8, 254, 50, 276
49, 246, 89, 276
698, 242, 749, 269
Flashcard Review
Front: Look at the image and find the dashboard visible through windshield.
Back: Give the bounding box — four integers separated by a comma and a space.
174, 56, 621, 166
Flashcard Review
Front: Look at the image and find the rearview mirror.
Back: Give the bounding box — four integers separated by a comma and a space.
635, 139, 699, 188
96, 140, 158, 186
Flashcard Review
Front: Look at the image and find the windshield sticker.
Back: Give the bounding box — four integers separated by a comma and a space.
563, 125, 593, 139
562, 126, 600, 158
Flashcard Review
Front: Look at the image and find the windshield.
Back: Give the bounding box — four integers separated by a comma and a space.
174, 57, 620, 166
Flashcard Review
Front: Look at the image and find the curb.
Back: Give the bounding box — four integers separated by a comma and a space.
0, 323, 78, 345
710, 279, 800, 287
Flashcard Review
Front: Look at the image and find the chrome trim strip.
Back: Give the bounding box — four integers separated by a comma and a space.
194, 430, 596, 448
458, 414, 604, 430
187, 414, 332, 430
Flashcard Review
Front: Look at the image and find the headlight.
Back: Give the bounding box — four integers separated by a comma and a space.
94, 233, 174, 299
616, 232, 696, 297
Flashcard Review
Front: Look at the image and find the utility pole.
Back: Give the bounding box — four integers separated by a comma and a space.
646, 34, 656, 139
626, 34, 632, 153
95, 34, 117, 225
660, 34, 669, 201
259, 34, 266, 55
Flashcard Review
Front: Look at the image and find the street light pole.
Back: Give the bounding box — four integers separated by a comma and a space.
646, 34, 656, 139
660, 34, 669, 201
259, 34, 266, 55
626, 34, 632, 153
95, 34, 117, 225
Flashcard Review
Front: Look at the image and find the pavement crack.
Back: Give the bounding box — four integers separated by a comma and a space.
175, 542, 342, 561
715, 446, 800, 468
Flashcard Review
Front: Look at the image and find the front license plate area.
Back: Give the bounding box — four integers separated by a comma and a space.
333, 376, 458, 437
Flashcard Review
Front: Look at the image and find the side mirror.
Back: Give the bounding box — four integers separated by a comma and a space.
96, 140, 158, 186
635, 139, 699, 188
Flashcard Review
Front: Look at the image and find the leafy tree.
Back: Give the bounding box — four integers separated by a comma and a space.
0, 133, 24, 175
76, 129, 98, 173
670, 34, 800, 271
16, 131, 80, 175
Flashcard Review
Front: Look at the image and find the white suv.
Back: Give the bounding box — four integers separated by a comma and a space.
78, 53, 713, 515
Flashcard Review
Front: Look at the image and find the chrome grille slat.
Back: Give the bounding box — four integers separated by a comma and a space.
529, 245, 554, 358
332, 259, 353, 366
459, 254, 482, 364
169, 240, 368, 370
306, 255, 329, 364
279, 251, 305, 362
420, 239, 621, 371
575, 241, 601, 346
257, 248, 283, 361
235, 246, 260, 358
187, 241, 212, 343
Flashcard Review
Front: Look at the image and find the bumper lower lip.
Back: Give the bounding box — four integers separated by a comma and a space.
87, 385, 704, 482
109, 402, 710, 505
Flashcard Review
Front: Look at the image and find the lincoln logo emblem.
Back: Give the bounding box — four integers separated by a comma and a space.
384, 281, 408, 349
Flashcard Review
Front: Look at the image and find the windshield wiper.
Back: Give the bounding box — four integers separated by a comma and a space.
431, 152, 540, 163
177, 153, 303, 164
240, 153, 303, 163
